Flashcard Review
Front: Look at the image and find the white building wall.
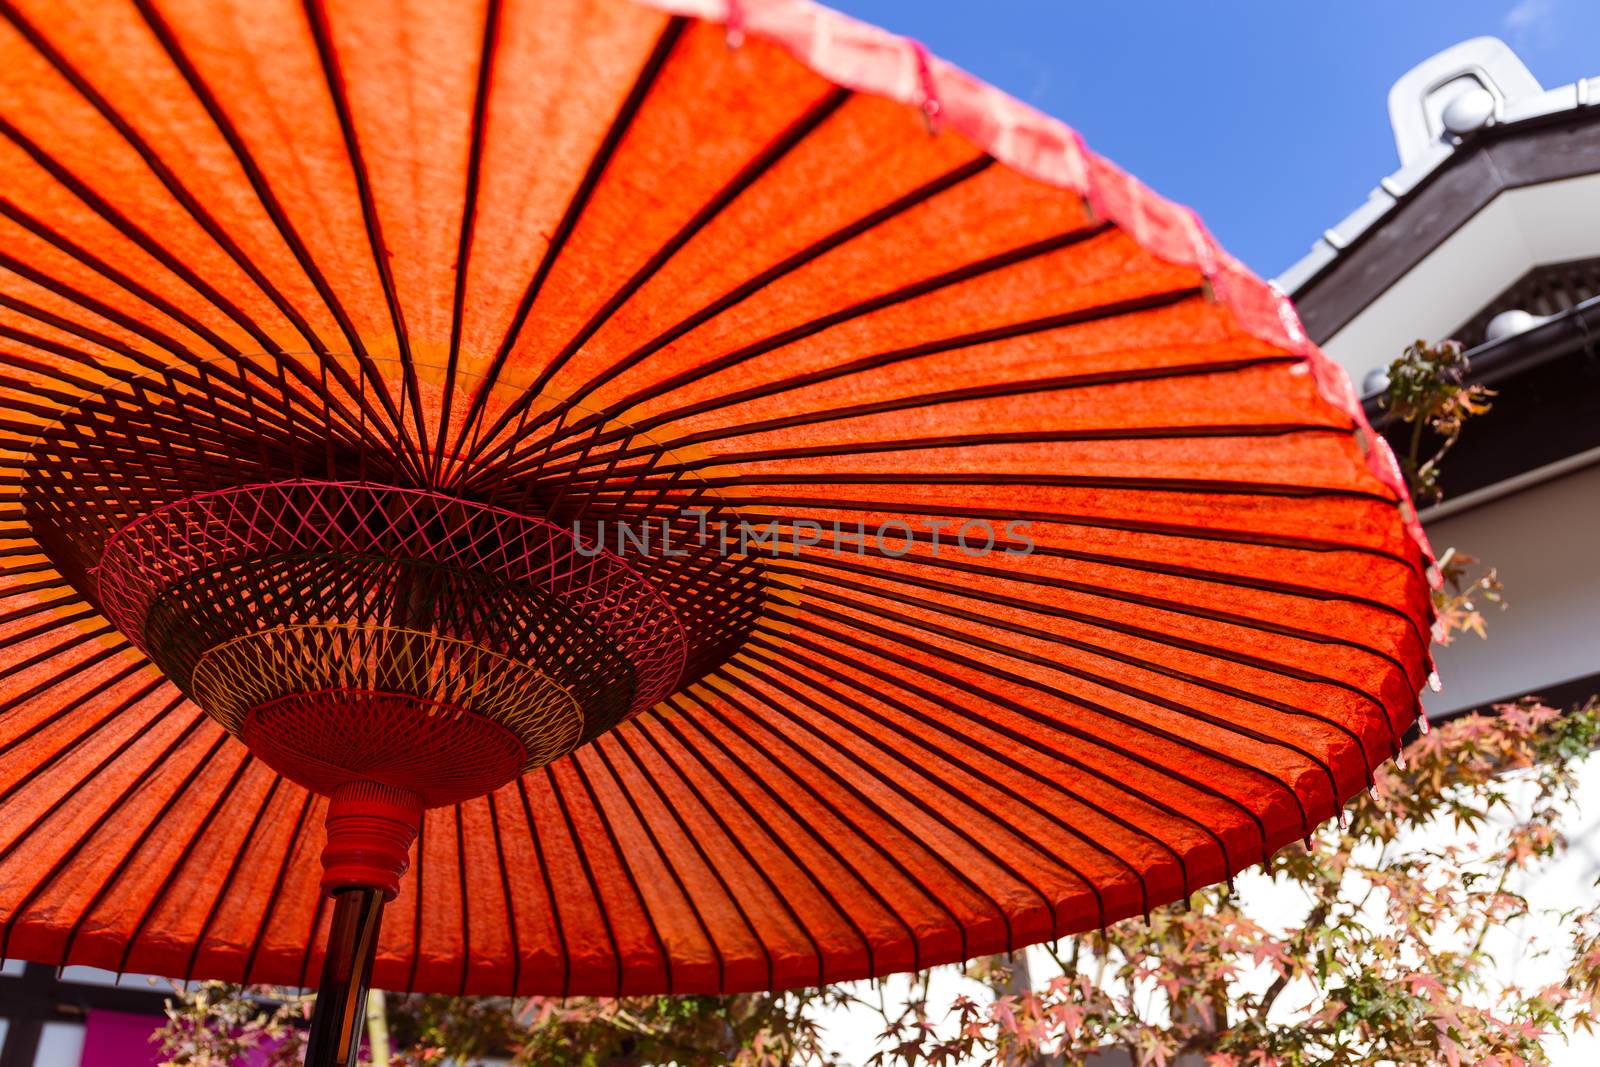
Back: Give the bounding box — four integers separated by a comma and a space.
32, 1025, 85, 1067
1424, 462, 1600, 714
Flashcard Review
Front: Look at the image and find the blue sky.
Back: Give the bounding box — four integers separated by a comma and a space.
830, 0, 1600, 279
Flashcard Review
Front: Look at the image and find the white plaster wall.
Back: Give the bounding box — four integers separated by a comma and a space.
1423, 462, 1600, 715
31, 1023, 85, 1067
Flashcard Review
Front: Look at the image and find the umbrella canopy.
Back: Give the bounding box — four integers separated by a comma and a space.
0, 0, 1434, 1006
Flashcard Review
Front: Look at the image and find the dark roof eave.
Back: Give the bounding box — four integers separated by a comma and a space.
1289, 109, 1600, 344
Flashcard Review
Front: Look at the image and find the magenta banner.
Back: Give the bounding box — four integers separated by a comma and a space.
81, 1011, 163, 1067
82, 1010, 291, 1067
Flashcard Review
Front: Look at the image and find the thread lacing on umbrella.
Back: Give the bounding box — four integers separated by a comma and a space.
909, 40, 941, 133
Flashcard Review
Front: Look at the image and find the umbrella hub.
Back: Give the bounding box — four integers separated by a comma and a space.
238, 688, 536, 808
88, 479, 690, 808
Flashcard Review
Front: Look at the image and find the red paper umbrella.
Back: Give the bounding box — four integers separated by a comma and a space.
0, 0, 1435, 1062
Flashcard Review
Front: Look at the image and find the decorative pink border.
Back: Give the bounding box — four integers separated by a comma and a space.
631, 0, 1437, 580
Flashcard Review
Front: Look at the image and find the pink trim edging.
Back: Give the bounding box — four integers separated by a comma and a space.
629, 0, 1437, 584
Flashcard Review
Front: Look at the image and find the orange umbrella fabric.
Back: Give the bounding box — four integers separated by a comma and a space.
0, 0, 1434, 998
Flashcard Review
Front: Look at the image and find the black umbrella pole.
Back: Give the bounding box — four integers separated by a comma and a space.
306, 886, 386, 1067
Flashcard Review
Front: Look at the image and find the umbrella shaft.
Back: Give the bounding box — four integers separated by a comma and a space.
306, 886, 386, 1067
